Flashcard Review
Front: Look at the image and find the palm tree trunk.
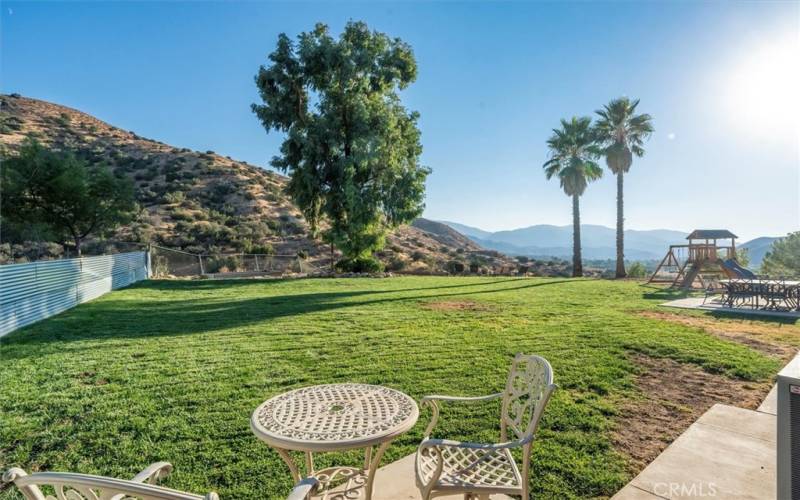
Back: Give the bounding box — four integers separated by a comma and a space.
615, 171, 626, 278
572, 194, 582, 277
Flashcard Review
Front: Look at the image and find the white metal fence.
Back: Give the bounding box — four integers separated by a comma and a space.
0, 251, 149, 337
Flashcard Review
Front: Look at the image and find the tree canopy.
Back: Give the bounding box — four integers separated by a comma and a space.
1, 138, 135, 256
761, 232, 800, 277
252, 21, 430, 270
543, 117, 603, 198
593, 97, 653, 175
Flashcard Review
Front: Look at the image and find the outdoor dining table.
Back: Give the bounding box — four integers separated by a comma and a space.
718, 279, 800, 311
250, 383, 419, 499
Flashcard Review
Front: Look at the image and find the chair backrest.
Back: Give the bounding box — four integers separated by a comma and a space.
500, 353, 556, 442
2, 468, 217, 500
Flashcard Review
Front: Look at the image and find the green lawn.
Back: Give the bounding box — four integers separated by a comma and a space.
0, 277, 783, 499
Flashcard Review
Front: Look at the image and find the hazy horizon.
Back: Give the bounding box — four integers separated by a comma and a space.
2, 1, 798, 242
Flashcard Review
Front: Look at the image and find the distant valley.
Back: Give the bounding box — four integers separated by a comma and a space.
442, 221, 781, 267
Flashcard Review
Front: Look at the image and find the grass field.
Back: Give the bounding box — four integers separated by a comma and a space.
0, 276, 793, 499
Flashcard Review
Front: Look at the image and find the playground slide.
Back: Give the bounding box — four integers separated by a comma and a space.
721, 259, 757, 279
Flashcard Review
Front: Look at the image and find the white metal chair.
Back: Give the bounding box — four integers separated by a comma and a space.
2, 461, 318, 500
415, 353, 557, 499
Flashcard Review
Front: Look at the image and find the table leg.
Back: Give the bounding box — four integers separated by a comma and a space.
365, 440, 392, 500
274, 447, 301, 482
364, 446, 373, 470
305, 452, 315, 476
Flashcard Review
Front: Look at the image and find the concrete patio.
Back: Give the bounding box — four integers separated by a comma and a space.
661, 297, 800, 319
612, 384, 778, 499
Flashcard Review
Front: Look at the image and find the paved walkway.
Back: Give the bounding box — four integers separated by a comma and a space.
612, 384, 778, 499
328, 453, 511, 499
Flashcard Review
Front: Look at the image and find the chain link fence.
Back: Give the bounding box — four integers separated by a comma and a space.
150, 246, 322, 278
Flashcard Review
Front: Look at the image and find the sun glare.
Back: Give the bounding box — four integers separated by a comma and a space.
721, 32, 800, 142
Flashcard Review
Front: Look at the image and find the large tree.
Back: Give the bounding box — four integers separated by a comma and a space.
761, 232, 800, 277
543, 117, 603, 277
252, 21, 430, 271
1, 138, 135, 256
594, 97, 653, 278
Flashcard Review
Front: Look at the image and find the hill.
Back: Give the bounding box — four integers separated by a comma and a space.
441, 222, 687, 260
740, 236, 781, 267
0, 94, 518, 274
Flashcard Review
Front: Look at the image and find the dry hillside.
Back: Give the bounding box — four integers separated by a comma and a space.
0, 94, 529, 274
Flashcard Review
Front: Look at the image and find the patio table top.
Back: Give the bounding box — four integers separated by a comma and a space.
250, 383, 419, 452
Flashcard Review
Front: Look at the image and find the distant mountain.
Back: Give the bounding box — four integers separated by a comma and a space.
740, 237, 781, 267
439, 221, 493, 240
441, 222, 688, 260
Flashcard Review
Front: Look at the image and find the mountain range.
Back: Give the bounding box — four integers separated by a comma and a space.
442, 221, 781, 266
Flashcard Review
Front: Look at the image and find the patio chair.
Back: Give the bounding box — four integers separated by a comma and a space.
2, 462, 318, 500
415, 353, 557, 499
702, 278, 726, 305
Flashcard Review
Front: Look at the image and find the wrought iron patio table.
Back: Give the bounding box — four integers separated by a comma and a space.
251, 383, 419, 499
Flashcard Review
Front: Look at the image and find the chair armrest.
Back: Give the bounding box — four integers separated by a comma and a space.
130, 462, 173, 484
286, 477, 319, 500
420, 393, 503, 438
420, 392, 503, 405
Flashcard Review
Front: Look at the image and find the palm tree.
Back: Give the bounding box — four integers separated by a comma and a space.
543, 117, 603, 277
594, 97, 654, 278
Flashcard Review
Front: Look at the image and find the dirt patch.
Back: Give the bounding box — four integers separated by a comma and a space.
421, 300, 494, 312
613, 353, 771, 471
638, 310, 796, 359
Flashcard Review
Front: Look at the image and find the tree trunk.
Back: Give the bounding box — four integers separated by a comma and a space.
74, 235, 82, 258
615, 171, 626, 278
572, 194, 582, 277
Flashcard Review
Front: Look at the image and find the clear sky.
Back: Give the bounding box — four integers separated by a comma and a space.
2, 1, 798, 241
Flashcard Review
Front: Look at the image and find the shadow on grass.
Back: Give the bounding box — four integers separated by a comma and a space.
707, 309, 799, 325
1, 278, 584, 350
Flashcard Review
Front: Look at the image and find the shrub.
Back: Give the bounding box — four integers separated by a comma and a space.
56, 112, 71, 127
627, 261, 647, 278
336, 256, 384, 273
164, 191, 186, 204
170, 208, 195, 222
447, 260, 465, 274
516, 255, 530, 263
411, 250, 425, 262
251, 243, 274, 255
386, 257, 406, 272
204, 255, 241, 274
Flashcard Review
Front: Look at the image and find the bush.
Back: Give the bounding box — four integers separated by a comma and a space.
627, 261, 647, 278
164, 191, 186, 204
251, 243, 274, 255
336, 257, 384, 273
447, 260, 465, 274
204, 255, 241, 274
411, 250, 425, 262
386, 257, 406, 272
516, 256, 530, 263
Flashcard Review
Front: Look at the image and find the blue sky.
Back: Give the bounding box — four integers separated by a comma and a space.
2, 1, 798, 241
